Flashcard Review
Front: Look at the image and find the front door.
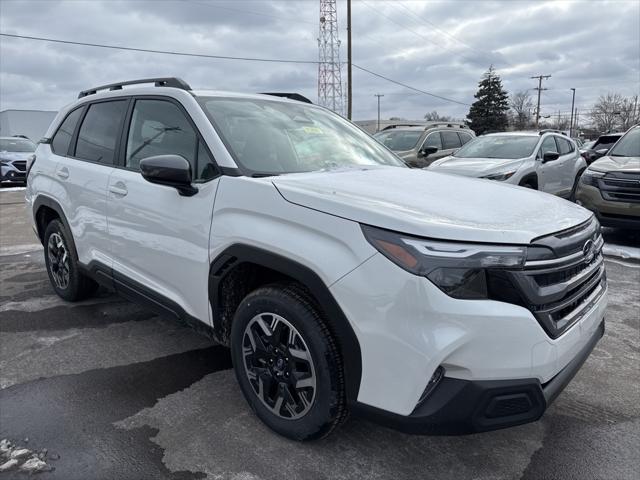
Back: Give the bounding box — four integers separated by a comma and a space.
106, 98, 220, 323
537, 136, 565, 195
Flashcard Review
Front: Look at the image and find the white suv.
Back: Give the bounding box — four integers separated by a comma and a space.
429, 131, 587, 199
26, 78, 607, 441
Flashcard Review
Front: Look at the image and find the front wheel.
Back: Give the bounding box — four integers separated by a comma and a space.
230, 284, 347, 441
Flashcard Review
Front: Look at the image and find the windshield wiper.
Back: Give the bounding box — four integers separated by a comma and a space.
250, 172, 280, 178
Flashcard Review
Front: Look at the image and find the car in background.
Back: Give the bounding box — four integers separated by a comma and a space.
429, 131, 587, 199
0, 136, 36, 186
373, 122, 475, 168
581, 133, 624, 164
573, 137, 584, 148
576, 125, 640, 229
580, 140, 595, 152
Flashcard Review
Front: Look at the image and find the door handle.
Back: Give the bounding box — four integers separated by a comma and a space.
109, 183, 128, 197
56, 167, 69, 179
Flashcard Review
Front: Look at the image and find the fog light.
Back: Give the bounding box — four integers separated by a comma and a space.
418, 366, 445, 405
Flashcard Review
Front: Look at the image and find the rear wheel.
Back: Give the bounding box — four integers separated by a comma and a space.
43, 219, 98, 301
230, 284, 347, 441
569, 170, 584, 202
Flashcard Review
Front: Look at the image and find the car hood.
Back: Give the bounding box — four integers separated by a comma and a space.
589, 155, 640, 172
429, 156, 526, 177
272, 166, 591, 244
0, 151, 33, 161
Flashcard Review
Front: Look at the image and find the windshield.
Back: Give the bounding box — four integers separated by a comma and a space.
197, 97, 405, 175
609, 128, 640, 157
373, 130, 423, 151
454, 135, 539, 159
0, 138, 36, 153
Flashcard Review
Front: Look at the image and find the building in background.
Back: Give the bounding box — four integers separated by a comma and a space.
0, 109, 57, 142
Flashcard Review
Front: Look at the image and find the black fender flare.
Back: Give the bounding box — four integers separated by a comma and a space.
209, 244, 363, 404
32, 195, 83, 266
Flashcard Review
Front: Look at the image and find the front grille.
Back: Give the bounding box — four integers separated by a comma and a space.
494, 218, 606, 339
12, 160, 27, 171
597, 172, 640, 204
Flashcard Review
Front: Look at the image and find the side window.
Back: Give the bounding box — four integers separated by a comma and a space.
75, 101, 128, 165
51, 108, 83, 156
555, 137, 572, 155
539, 136, 557, 158
441, 131, 462, 149
458, 132, 473, 145
422, 132, 442, 149
125, 99, 216, 181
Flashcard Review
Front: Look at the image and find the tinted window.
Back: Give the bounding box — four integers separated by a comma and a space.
441, 131, 462, 149
75, 101, 127, 164
555, 137, 572, 155
51, 108, 83, 156
125, 99, 215, 180
0, 138, 36, 152
458, 132, 473, 145
423, 132, 442, 149
593, 135, 621, 152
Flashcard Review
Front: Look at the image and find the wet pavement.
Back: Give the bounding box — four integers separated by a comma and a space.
1, 188, 639, 479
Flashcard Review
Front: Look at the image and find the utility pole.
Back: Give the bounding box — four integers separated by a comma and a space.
374, 94, 384, 132
346, 0, 352, 120
569, 88, 576, 137
557, 110, 561, 130
531, 74, 551, 129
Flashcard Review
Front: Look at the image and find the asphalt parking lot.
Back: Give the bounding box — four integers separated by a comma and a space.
1, 188, 639, 480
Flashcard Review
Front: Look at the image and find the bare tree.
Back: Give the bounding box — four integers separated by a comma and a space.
618, 95, 639, 130
423, 111, 452, 122
510, 91, 533, 130
590, 93, 625, 133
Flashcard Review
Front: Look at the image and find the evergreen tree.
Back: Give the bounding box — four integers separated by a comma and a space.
466, 66, 510, 135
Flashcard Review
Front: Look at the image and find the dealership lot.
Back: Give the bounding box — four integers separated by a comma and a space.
1, 188, 639, 479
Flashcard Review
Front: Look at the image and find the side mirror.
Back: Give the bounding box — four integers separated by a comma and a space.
542, 151, 560, 163
420, 146, 439, 157
139, 154, 198, 197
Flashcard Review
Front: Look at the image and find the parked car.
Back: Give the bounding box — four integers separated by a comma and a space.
581, 132, 624, 164
580, 140, 595, 152
576, 125, 640, 229
0, 136, 36, 185
27, 78, 607, 441
572, 137, 584, 147
429, 131, 587, 199
373, 123, 475, 168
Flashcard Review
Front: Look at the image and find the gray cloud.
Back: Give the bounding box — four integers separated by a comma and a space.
0, 0, 638, 123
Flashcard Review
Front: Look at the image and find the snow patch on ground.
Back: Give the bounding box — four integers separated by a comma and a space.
603, 244, 640, 261
0, 438, 56, 474
0, 186, 26, 192
0, 243, 43, 256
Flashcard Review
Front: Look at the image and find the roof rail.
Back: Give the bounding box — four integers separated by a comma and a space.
260, 92, 313, 104
380, 123, 427, 131
538, 129, 565, 136
78, 77, 192, 98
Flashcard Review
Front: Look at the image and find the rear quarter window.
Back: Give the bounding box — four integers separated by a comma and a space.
51, 108, 83, 156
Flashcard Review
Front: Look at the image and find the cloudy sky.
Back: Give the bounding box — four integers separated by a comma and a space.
0, 0, 638, 123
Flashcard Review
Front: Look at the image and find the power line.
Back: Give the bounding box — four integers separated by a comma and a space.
352, 64, 471, 106
0, 32, 322, 64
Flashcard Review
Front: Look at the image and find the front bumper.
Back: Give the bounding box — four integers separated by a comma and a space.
576, 183, 640, 229
351, 319, 604, 434
1, 165, 26, 184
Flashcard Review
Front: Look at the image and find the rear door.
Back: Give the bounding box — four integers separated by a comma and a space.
537, 135, 568, 195
439, 130, 462, 159
554, 136, 577, 197
53, 99, 128, 266
106, 97, 220, 323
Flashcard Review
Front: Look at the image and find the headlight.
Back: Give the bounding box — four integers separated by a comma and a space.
362, 225, 526, 299
482, 170, 516, 181
580, 169, 605, 187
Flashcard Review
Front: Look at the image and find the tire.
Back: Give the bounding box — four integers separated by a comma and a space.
43, 219, 98, 302
230, 283, 347, 441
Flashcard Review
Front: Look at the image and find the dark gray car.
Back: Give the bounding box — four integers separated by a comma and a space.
373, 123, 475, 168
